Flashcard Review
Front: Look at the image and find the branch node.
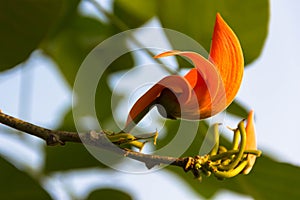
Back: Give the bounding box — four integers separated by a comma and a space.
145, 161, 158, 169
123, 149, 130, 157
46, 134, 65, 146
90, 130, 100, 140
184, 157, 194, 172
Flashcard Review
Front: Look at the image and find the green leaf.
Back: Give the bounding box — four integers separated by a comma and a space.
114, 0, 269, 66
156, 120, 209, 157
45, 142, 107, 172
42, 12, 134, 128
0, 0, 63, 71
158, 0, 269, 65
47, 105, 125, 172
226, 100, 249, 119
57, 109, 77, 132
161, 120, 300, 199
42, 14, 113, 85
87, 188, 132, 200
114, 0, 156, 28
236, 156, 300, 199
0, 156, 51, 199
168, 155, 300, 199
47, 108, 106, 172
47, 0, 82, 38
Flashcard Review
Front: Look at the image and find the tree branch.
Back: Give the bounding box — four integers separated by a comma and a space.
0, 110, 261, 179
0, 111, 81, 145
0, 111, 190, 170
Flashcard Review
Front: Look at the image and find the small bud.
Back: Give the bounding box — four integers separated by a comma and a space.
243, 110, 257, 174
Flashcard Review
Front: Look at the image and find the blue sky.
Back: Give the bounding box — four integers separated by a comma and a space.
237, 0, 300, 166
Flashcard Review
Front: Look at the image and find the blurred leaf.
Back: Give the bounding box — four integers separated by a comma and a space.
57, 74, 126, 134
57, 109, 77, 132
42, 11, 134, 130
42, 14, 113, 85
87, 188, 132, 200
114, 0, 269, 66
156, 120, 208, 157
158, 0, 269, 65
226, 100, 249, 118
168, 155, 300, 199
0, 0, 62, 71
48, 108, 106, 172
160, 120, 300, 199
114, 0, 156, 28
0, 156, 51, 199
47, 0, 82, 38
96, 76, 116, 128
107, 52, 134, 74
235, 156, 300, 199
45, 142, 107, 172
93, 52, 134, 129
48, 104, 125, 172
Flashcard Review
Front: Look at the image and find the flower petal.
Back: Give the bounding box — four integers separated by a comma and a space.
124, 13, 245, 130
155, 50, 222, 118
124, 75, 191, 131
209, 13, 244, 108
243, 110, 257, 174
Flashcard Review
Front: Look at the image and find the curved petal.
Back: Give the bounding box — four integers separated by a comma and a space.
155, 50, 223, 118
156, 51, 220, 96
243, 110, 257, 174
209, 13, 244, 108
124, 13, 245, 129
124, 75, 191, 131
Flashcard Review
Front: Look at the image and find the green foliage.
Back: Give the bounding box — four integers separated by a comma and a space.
226, 100, 249, 118
87, 188, 132, 200
114, 0, 269, 65
45, 143, 107, 172
0, 156, 51, 199
0, 0, 62, 71
2, 0, 299, 200
168, 155, 300, 199
162, 120, 300, 199
42, 14, 113, 85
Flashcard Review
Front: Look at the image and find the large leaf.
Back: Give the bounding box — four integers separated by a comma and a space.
87, 188, 132, 200
46, 109, 115, 172
45, 142, 107, 172
226, 100, 249, 119
113, 0, 156, 28
42, 11, 134, 129
0, 0, 62, 71
0, 156, 51, 199
49, 106, 125, 172
168, 155, 300, 199
40, 9, 148, 173
114, 0, 269, 65
47, 0, 82, 38
159, 120, 300, 199
42, 14, 113, 85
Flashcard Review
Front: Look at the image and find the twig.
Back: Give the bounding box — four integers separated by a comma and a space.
0, 111, 261, 179
0, 111, 191, 169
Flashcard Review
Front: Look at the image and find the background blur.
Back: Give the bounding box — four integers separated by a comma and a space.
0, 0, 300, 199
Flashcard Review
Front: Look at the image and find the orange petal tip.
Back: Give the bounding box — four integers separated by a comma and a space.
243, 110, 257, 174
154, 50, 181, 59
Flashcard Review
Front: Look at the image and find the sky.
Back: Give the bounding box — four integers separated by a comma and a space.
0, 0, 299, 199
238, 0, 300, 166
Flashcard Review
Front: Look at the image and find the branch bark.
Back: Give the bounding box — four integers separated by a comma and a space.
0, 111, 190, 170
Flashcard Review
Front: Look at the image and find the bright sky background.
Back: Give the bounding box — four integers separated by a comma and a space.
0, 0, 299, 199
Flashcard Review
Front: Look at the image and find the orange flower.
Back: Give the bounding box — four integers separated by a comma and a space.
243, 110, 257, 174
124, 13, 244, 131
